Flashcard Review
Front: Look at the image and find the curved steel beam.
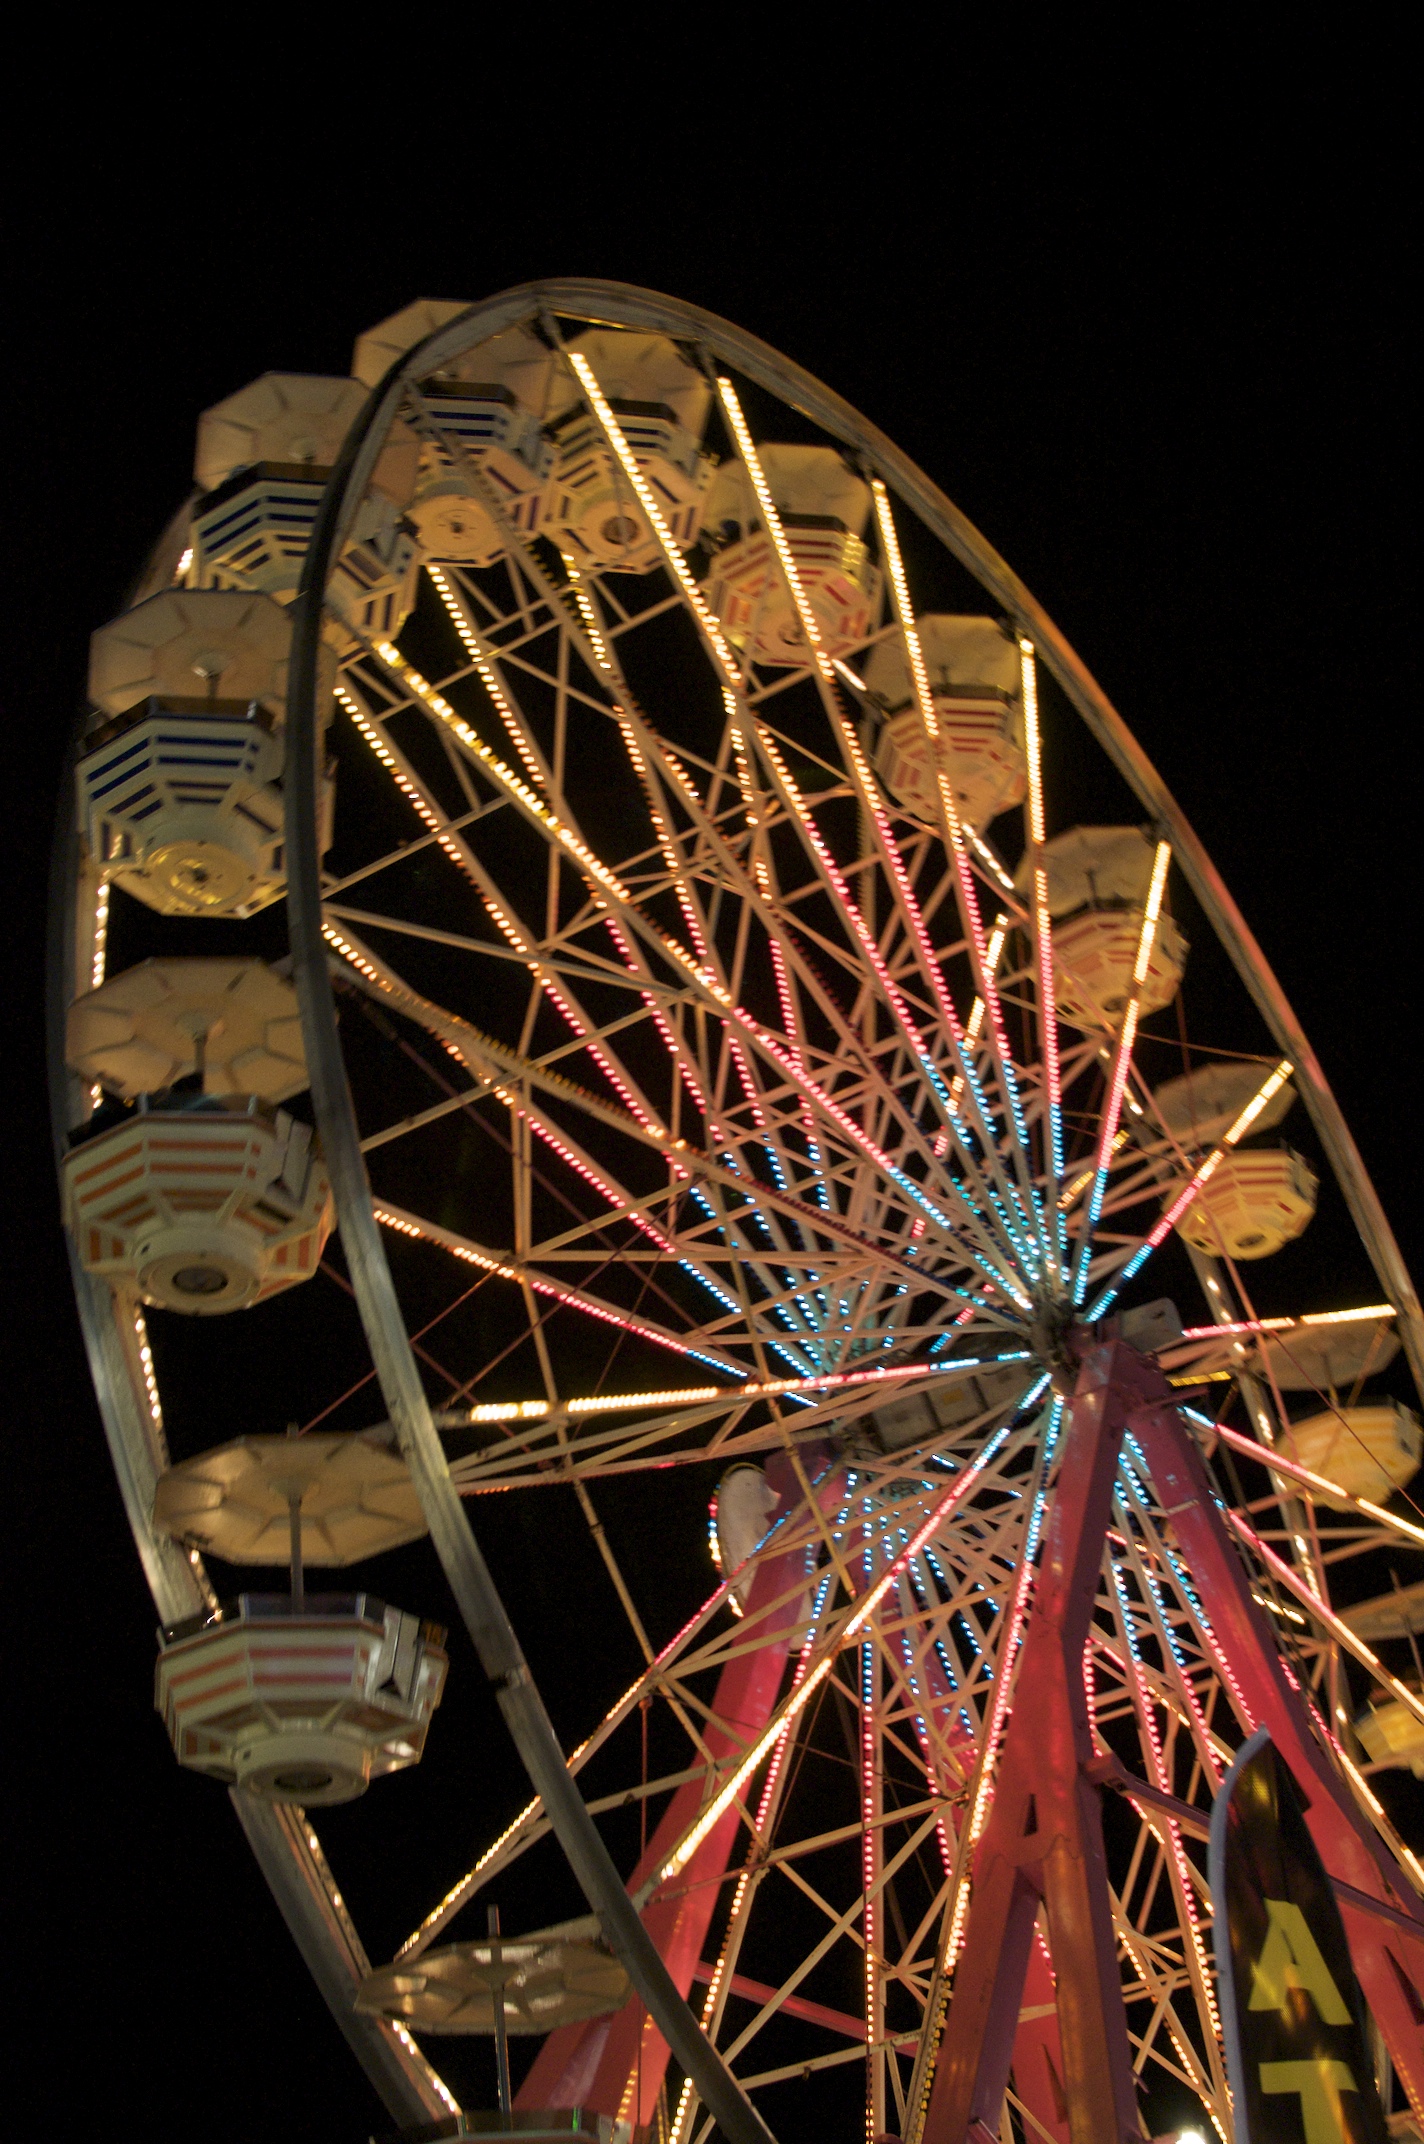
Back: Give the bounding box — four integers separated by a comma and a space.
284, 309, 779, 2144
46, 747, 452, 2133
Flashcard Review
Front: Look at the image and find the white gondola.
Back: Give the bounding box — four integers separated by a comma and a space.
870, 615, 1026, 829
543, 329, 713, 572
1016, 824, 1187, 1030
63, 1098, 333, 1313
155, 1592, 447, 1804
1173, 1146, 1318, 1260
1275, 1400, 1421, 1510
702, 443, 879, 666
1152, 1059, 1296, 1150
79, 590, 333, 917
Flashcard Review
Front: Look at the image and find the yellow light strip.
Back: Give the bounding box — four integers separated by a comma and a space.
564, 349, 742, 690
1152, 1059, 1295, 1237
1223, 1058, 1294, 1145
1058, 1131, 1130, 1209
718, 377, 832, 681
370, 644, 635, 909
1135, 841, 1172, 984
1211, 1420, 1424, 1547
648, 1430, 1014, 1890
1226, 1507, 1424, 1730
425, 565, 550, 785
444, 1355, 1009, 1426
133, 1307, 163, 1437
872, 479, 933, 723
558, 550, 615, 673
966, 822, 1018, 896
1300, 1303, 1396, 1328
949, 915, 1009, 1108
91, 879, 110, 991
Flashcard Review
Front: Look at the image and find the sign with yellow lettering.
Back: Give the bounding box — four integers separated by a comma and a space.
1210, 1728, 1386, 2140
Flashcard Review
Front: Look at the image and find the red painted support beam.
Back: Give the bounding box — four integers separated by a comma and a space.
924, 1339, 1157, 2144
517, 1446, 837, 2126
1127, 1393, 1424, 2113
899, 1584, 1069, 2142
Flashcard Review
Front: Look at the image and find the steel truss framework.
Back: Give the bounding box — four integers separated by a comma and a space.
51, 282, 1424, 2143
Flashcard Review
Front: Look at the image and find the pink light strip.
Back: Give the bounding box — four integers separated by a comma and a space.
1020, 639, 1064, 1247
372, 1203, 741, 1373
1224, 1507, 1424, 1731
870, 481, 1041, 1255
650, 1423, 1015, 1887
1070, 839, 1171, 1306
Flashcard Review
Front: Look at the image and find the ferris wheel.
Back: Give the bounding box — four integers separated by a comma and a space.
49, 280, 1424, 2143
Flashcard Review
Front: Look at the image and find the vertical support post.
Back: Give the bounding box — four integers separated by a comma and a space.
922, 1339, 1155, 2144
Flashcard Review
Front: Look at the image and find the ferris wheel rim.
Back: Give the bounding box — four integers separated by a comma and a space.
51, 278, 1424, 2137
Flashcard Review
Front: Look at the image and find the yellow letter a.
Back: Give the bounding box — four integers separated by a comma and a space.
1248, 1898, 1351, 2023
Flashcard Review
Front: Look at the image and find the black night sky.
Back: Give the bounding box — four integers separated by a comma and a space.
8, 74, 1416, 2144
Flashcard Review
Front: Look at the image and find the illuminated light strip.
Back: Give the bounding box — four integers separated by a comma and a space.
871, 481, 1041, 1255
672, 1586, 833, 2144
649, 1424, 1016, 1889
1329, 1743, 1424, 1889
368, 644, 636, 911
91, 879, 110, 991
175, 545, 194, 580
337, 683, 474, 881
1020, 639, 1064, 1250
966, 1451, 1050, 1848
342, 685, 672, 1145
1109, 1559, 1223, 2045
372, 1204, 742, 1375
1225, 1506, 1424, 1733
726, 689, 760, 827
1207, 1420, 1424, 1546
424, 565, 549, 787
965, 823, 1018, 898
755, 727, 1033, 1292
397, 1500, 835, 1965
1085, 1058, 1294, 1320
133, 1307, 163, 1437
557, 551, 615, 673
344, 900, 675, 1263
346, 674, 1004, 1302
1071, 840, 1171, 1308
758, 862, 829, 1208
564, 348, 742, 689
499, 1097, 680, 1258
446, 1353, 1032, 1426
717, 377, 832, 682
602, 915, 717, 1140
1058, 1133, 1129, 1211
948, 915, 1008, 1110
616, 711, 709, 960
386, 2021, 461, 2113
1178, 1303, 1397, 1340
862, 1616, 878, 2141
1116, 1447, 1228, 1783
